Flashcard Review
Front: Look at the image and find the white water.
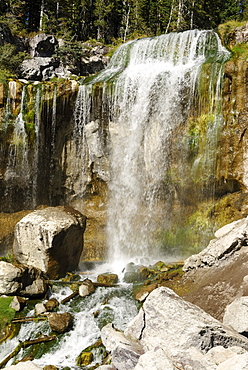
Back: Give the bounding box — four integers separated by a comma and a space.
4, 85, 29, 185
81, 30, 229, 265
0, 274, 138, 369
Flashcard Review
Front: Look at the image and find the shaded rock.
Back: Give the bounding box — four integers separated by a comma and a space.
0, 261, 47, 297
48, 312, 73, 333
78, 278, 95, 297
28, 34, 58, 57
9, 296, 27, 311
43, 366, 58, 370
44, 298, 59, 312
217, 352, 248, 369
97, 273, 118, 285
183, 218, 248, 271
13, 206, 86, 279
223, 296, 248, 333
4, 361, 42, 370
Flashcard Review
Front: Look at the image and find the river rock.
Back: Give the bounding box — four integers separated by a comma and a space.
183, 217, 248, 271
48, 312, 73, 333
9, 296, 27, 311
0, 261, 47, 297
44, 298, 59, 311
35, 302, 47, 316
13, 206, 86, 279
97, 273, 118, 285
223, 296, 248, 333
78, 278, 95, 297
4, 360, 42, 369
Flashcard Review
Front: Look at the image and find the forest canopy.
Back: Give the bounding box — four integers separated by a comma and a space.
0, 0, 247, 43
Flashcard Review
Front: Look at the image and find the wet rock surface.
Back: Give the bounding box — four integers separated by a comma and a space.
48, 312, 73, 333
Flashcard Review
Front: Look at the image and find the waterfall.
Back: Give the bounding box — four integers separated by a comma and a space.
79, 30, 229, 264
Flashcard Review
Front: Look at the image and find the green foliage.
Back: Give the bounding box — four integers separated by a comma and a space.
0, 296, 16, 331
231, 43, 248, 59
0, 253, 14, 263
53, 41, 87, 67
0, 43, 28, 78
0, 1, 247, 44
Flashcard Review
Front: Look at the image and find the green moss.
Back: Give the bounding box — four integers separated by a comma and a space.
218, 21, 247, 46
0, 253, 14, 263
231, 43, 248, 59
0, 297, 16, 331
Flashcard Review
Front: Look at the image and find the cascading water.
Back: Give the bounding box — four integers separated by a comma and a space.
0, 30, 231, 370
78, 30, 229, 265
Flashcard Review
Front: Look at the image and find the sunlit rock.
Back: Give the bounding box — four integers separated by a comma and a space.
78, 278, 95, 297
216, 352, 248, 369
4, 361, 42, 370
183, 217, 248, 271
0, 261, 46, 297
13, 206, 86, 279
9, 296, 27, 311
223, 296, 248, 333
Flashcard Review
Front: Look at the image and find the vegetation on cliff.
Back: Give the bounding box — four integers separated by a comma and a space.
0, 0, 247, 43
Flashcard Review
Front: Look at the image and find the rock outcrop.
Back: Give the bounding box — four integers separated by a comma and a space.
13, 206, 86, 279
101, 287, 248, 370
183, 217, 248, 271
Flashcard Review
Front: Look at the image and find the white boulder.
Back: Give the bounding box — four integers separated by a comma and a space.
13, 206, 86, 279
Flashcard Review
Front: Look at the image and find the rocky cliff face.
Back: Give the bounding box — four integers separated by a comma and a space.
1, 28, 248, 259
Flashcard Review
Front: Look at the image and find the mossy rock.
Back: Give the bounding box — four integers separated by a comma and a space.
97, 273, 118, 285
78, 351, 93, 366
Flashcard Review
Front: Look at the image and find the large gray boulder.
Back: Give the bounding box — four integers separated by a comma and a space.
13, 206, 86, 279
183, 217, 248, 271
18, 57, 59, 81
101, 287, 248, 370
0, 261, 47, 297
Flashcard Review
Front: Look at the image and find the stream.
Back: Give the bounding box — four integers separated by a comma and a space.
0, 263, 139, 369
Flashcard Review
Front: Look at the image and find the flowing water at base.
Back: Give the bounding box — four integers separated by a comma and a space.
0, 264, 139, 369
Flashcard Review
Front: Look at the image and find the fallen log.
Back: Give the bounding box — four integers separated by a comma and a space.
12, 316, 47, 324
49, 280, 117, 288
0, 335, 56, 368
61, 290, 79, 304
